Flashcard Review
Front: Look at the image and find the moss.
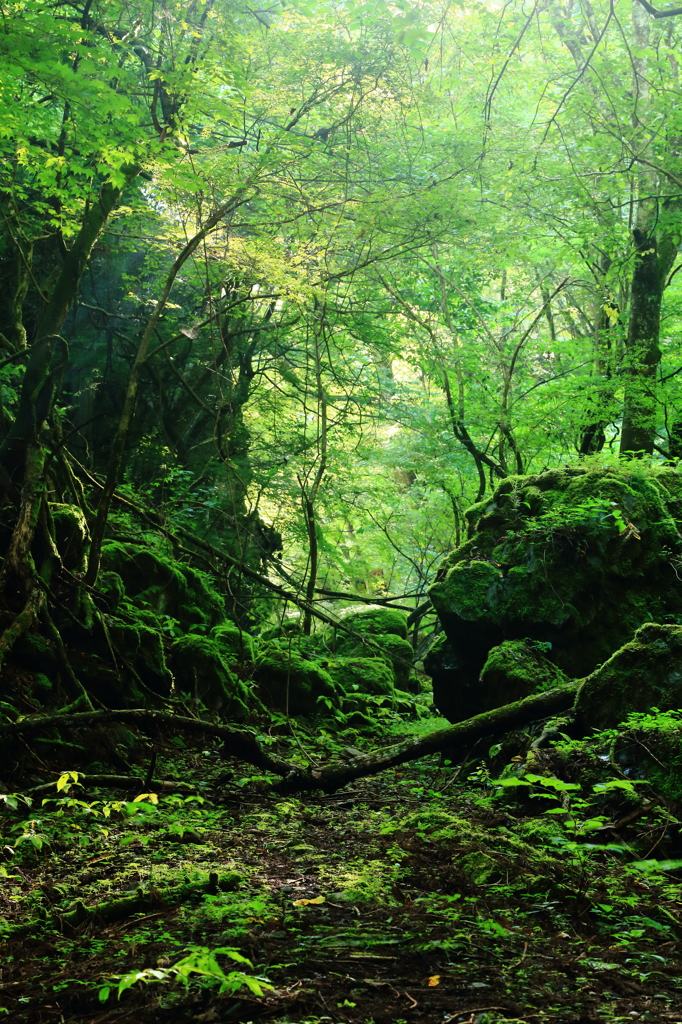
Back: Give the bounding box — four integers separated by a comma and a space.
326, 657, 395, 696
458, 850, 498, 884
516, 818, 564, 845
11, 632, 58, 675
50, 503, 89, 571
253, 642, 338, 715
335, 631, 414, 688
32, 672, 53, 696
430, 560, 504, 623
98, 572, 125, 613
108, 621, 172, 698
334, 604, 408, 641
101, 542, 225, 630
478, 639, 569, 710
379, 634, 415, 690
71, 652, 145, 708
170, 635, 252, 719
211, 622, 255, 664
427, 465, 682, 723
573, 622, 682, 731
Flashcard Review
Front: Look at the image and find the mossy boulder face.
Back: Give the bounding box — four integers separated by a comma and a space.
101, 543, 225, 630
333, 604, 408, 642
336, 631, 414, 689
108, 621, 172, 697
170, 636, 251, 718
573, 623, 682, 732
477, 640, 570, 711
428, 466, 682, 722
253, 642, 338, 715
211, 622, 255, 664
70, 651, 146, 708
326, 657, 395, 697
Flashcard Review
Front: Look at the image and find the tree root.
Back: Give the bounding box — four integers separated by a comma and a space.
276, 683, 579, 793
0, 583, 44, 669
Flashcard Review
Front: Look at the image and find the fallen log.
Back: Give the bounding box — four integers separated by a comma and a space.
0, 708, 296, 778
278, 682, 578, 793
1, 685, 579, 796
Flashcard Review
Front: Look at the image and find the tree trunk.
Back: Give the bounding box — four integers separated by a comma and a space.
0, 172, 140, 483
619, 0, 679, 456
619, 226, 675, 456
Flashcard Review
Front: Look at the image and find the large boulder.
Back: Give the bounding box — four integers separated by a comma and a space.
574, 623, 682, 731
170, 635, 252, 718
326, 656, 395, 697
478, 639, 569, 710
331, 605, 413, 688
253, 642, 338, 715
101, 543, 226, 631
428, 466, 682, 722
333, 604, 408, 640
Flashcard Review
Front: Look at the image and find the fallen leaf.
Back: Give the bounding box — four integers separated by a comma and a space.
293, 896, 325, 906
427, 975, 441, 987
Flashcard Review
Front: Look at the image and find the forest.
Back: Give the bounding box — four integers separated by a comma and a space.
4, 0, 682, 1020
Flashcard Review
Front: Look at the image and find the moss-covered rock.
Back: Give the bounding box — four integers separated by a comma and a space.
253, 642, 338, 715
170, 635, 251, 718
334, 604, 408, 641
98, 572, 125, 613
326, 657, 395, 696
70, 651, 145, 708
428, 466, 682, 722
211, 622, 255, 664
11, 632, 58, 676
458, 850, 499, 884
478, 639, 569, 710
101, 543, 225, 630
108, 621, 172, 698
573, 623, 682, 732
335, 631, 414, 688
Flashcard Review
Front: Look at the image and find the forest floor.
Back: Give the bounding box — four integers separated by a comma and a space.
2, 715, 682, 1024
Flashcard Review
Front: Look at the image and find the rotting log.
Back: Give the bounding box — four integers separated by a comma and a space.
278, 683, 578, 794
0, 709, 296, 778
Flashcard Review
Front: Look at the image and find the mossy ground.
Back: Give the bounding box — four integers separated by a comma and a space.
3, 714, 682, 1024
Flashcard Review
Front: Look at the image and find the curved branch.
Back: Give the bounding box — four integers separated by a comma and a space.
633, 0, 682, 17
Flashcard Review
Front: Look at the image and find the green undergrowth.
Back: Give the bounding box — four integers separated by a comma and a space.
2, 708, 682, 1023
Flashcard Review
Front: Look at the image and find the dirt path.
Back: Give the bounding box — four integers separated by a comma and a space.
1, 748, 681, 1023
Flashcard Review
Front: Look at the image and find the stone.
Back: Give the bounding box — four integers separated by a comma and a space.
428, 466, 682, 721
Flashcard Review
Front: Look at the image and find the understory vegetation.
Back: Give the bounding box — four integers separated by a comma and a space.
4, 0, 682, 1019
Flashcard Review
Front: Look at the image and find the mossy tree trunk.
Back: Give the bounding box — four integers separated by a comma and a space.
619, 1, 680, 457
280, 682, 578, 793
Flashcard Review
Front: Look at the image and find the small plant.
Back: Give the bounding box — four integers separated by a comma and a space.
98, 945, 272, 1003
